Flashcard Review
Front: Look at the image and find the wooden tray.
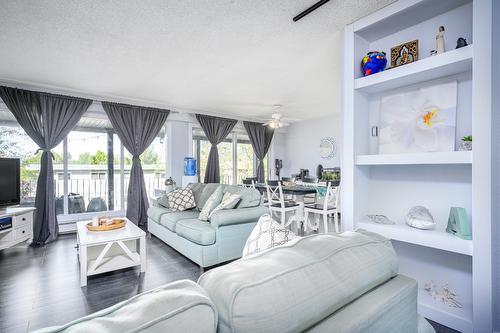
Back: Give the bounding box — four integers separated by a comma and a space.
86, 219, 126, 231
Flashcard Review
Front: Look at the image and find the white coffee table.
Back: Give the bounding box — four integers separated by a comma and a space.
76, 219, 146, 287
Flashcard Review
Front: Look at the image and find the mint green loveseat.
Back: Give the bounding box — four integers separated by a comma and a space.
34, 231, 435, 333
147, 183, 267, 269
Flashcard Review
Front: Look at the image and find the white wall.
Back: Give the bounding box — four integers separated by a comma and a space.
493, 0, 500, 330
272, 114, 342, 178
166, 120, 191, 184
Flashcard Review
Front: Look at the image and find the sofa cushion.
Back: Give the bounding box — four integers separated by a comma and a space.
147, 206, 172, 223
176, 219, 216, 246
198, 230, 398, 333
33, 280, 217, 333
196, 184, 223, 210
167, 188, 196, 211
223, 186, 262, 208
198, 186, 224, 221
156, 194, 169, 208
160, 210, 201, 232
188, 183, 206, 209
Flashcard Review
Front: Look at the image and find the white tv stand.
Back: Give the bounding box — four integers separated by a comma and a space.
0, 207, 35, 250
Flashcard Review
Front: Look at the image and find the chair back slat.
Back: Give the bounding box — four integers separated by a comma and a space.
323, 182, 340, 213
242, 178, 256, 189
265, 181, 285, 209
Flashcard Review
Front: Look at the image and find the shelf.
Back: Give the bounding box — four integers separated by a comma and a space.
419, 295, 472, 333
353, 0, 471, 41
355, 151, 472, 165
357, 221, 472, 256
354, 45, 473, 94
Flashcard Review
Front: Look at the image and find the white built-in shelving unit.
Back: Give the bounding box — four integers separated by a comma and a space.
342, 0, 493, 332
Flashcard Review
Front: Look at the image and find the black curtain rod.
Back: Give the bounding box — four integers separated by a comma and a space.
293, 0, 331, 22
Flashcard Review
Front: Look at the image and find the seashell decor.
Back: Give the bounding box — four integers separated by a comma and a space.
405, 206, 436, 229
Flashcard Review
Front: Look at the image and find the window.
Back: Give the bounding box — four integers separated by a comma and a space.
192, 129, 268, 185
193, 131, 234, 185
142, 129, 166, 197
218, 140, 234, 184
236, 134, 255, 184
0, 123, 41, 205
1, 105, 167, 222
123, 129, 166, 202
66, 130, 111, 214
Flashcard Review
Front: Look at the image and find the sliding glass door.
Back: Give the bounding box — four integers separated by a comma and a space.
192, 128, 269, 185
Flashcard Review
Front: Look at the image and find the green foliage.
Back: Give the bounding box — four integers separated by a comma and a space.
0, 127, 24, 158
73, 151, 107, 165
141, 147, 159, 165
462, 135, 472, 142
91, 151, 107, 164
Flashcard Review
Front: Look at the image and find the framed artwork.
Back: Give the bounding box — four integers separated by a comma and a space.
378, 81, 457, 154
319, 137, 336, 159
391, 40, 418, 68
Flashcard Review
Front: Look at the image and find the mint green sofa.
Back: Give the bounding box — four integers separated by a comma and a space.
147, 183, 267, 269
34, 230, 435, 333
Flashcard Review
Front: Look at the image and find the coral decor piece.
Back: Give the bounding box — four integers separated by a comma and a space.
361, 51, 387, 76
424, 281, 462, 308
405, 206, 436, 230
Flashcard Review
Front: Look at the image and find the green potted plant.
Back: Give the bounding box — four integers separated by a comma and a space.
459, 135, 472, 151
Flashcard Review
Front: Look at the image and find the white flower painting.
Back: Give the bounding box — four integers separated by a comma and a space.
378, 81, 457, 154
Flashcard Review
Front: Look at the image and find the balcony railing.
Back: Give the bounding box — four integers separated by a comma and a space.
21, 175, 166, 214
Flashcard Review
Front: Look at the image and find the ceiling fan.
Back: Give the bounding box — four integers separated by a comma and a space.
263, 105, 285, 129
262, 113, 284, 129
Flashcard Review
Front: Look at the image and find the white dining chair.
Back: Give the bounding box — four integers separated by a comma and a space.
300, 177, 319, 204
241, 178, 256, 189
266, 181, 302, 228
304, 183, 340, 233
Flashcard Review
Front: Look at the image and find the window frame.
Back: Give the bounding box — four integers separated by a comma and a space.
192, 129, 270, 185
57, 122, 168, 224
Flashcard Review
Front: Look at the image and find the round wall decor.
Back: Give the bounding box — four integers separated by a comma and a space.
319, 137, 336, 159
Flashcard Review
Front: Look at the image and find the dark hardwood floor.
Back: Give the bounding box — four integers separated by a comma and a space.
0, 232, 457, 333
0, 233, 200, 333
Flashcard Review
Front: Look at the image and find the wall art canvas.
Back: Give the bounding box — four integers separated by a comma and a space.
390, 39, 418, 68
378, 81, 457, 154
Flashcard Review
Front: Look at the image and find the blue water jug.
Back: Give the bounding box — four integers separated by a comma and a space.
184, 157, 196, 176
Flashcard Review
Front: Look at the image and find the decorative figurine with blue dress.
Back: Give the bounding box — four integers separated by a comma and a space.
361, 51, 387, 76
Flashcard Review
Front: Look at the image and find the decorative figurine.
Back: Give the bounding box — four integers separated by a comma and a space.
436, 26, 445, 54
446, 207, 472, 240
361, 51, 387, 76
456, 37, 468, 49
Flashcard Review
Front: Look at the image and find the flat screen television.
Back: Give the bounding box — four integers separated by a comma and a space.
0, 158, 20, 207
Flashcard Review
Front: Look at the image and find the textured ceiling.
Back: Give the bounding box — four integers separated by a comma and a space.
0, 0, 393, 122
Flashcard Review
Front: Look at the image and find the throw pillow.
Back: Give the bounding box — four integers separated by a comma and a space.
167, 188, 196, 211
198, 186, 224, 221
242, 214, 297, 258
156, 194, 169, 208
208, 192, 241, 219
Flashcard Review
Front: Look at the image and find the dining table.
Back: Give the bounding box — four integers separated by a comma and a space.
253, 183, 317, 198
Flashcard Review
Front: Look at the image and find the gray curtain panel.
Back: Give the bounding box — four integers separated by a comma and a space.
0, 86, 92, 245
195, 114, 237, 183
243, 121, 275, 183
102, 102, 170, 226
